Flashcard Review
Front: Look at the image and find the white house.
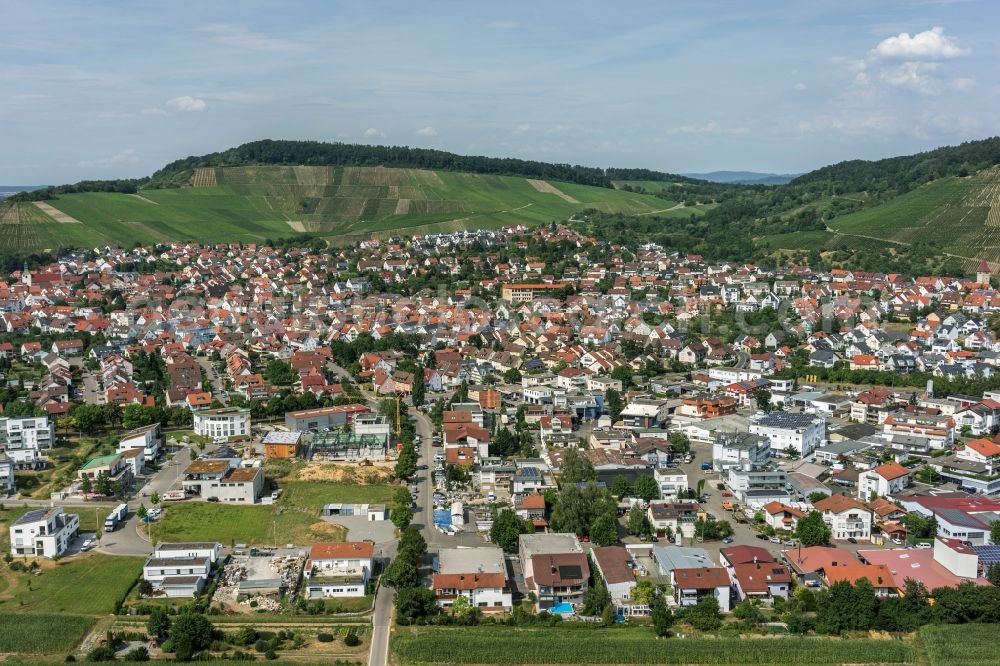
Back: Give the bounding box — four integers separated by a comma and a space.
182, 458, 263, 503
432, 547, 512, 613
653, 467, 688, 498
711, 431, 771, 471
591, 546, 637, 606
857, 463, 911, 500
0, 415, 54, 450
193, 407, 250, 440
748, 411, 825, 457
9, 507, 79, 558
813, 494, 872, 541
0, 453, 14, 494
143, 542, 221, 597
305, 542, 375, 598
119, 423, 163, 459
671, 567, 731, 612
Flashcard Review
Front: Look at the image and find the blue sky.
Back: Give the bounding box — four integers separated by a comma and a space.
1, 0, 997, 183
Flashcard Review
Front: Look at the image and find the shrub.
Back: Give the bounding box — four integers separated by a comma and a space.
255, 639, 270, 653
344, 633, 361, 647
317, 633, 335, 643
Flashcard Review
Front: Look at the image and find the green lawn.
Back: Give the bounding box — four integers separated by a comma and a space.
0, 612, 96, 653
0, 553, 143, 615
153, 500, 340, 546
278, 481, 396, 513
392, 626, 916, 665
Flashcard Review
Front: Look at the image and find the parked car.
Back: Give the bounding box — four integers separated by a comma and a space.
80, 538, 94, 551
721, 537, 734, 544
721, 491, 733, 498
756, 533, 770, 541
769, 536, 781, 544
847, 537, 858, 544
915, 542, 932, 549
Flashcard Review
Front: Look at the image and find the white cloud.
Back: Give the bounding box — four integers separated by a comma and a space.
363, 127, 385, 138
666, 121, 749, 135
140, 107, 168, 116
793, 82, 807, 92
416, 126, 437, 137
78, 148, 140, 169
199, 91, 272, 104
199, 24, 307, 53
879, 61, 943, 94
514, 123, 533, 133
871, 26, 968, 60
167, 96, 207, 112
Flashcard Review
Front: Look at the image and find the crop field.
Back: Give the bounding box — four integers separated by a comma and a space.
828, 169, 1000, 262
919, 624, 998, 666
0, 553, 143, 615
0, 166, 668, 254
0, 612, 95, 653
154, 500, 343, 545
391, 626, 916, 665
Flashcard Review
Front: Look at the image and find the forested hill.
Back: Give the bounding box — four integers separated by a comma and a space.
148, 140, 703, 190
791, 137, 1000, 200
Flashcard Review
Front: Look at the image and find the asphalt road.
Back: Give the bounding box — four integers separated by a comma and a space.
368, 583, 395, 666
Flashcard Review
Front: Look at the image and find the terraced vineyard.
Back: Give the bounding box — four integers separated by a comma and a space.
827, 168, 1000, 265
1, 166, 669, 252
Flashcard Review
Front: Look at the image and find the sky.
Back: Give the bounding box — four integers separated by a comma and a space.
1, 0, 998, 184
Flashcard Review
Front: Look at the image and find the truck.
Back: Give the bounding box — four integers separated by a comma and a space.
104, 503, 128, 532
162, 490, 187, 501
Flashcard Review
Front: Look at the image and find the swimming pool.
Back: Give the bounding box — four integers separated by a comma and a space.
550, 602, 574, 614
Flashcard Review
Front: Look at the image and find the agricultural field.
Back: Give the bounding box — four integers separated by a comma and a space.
758, 230, 896, 253
153, 500, 344, 546
2, 166, 669, 253
0, 612, 96, 653
0, 553, 143, 615
919, 624, 999, 666
391, 626, 917, 665
828, 168, 1000, 262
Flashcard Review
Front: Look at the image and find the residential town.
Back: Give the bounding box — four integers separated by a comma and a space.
2, 225, 1000, 662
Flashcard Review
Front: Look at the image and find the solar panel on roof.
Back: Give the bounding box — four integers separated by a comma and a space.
972, 545, 1000, 566
558, 565, 583, 579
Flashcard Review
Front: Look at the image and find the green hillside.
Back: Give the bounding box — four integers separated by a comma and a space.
826, 167, 1000, 263
0, 166, 672, 252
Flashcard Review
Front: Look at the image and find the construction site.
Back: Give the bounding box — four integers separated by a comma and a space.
213, 549, 307, 612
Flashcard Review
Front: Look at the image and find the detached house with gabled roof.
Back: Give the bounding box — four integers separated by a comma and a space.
813, 494, 873, 541
857, 462, 911, 500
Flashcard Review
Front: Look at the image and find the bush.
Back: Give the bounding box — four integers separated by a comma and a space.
255, 639, 270, 653
66, 656, 77, 663
125, 647, 149, 662
317, 633, 335, 643
344, 633, 361, 647
85, 645, 117, 662
264, 649, 277, 660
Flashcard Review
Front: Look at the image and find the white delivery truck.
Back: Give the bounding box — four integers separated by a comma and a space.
104, 503, 129, 532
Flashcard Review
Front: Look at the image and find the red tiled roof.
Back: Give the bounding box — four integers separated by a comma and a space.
309, 542, 374, 560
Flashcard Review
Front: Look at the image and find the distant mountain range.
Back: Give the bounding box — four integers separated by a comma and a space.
683, 171, 800, 185
0, 186, 46, 200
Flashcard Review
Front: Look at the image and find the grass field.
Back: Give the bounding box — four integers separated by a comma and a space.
392, 626, 917, 665
0, 553, 143, 615
0, 612, 96, 653
153, 500, 344, 546
278, 480, 396, 513
0, 166, 669, 253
